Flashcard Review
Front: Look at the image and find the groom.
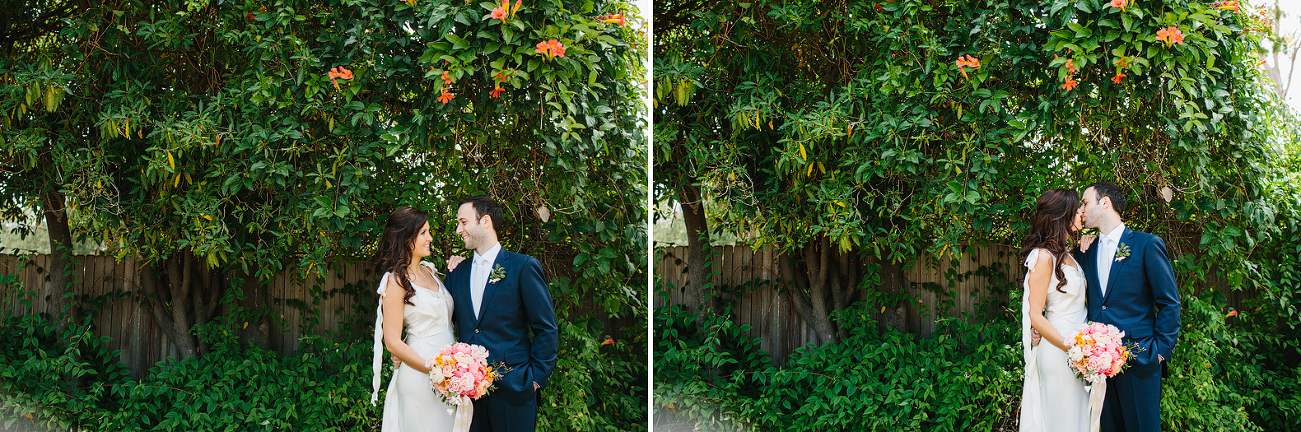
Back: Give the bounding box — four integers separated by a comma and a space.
1074, 181, 1182, 432
446, 195, 558, 432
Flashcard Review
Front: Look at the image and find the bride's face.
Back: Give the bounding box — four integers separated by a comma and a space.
409, 221, 433, 260
1070, 206, 1084, 233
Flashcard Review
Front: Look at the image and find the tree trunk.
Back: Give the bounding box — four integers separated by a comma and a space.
138, 263, 190, 358
192, 262, 223, 355
678, 182, 712, 312
778, 237, 864, 346
42, 188, 83, 390
137, 250, 223, 359
779, 239, 834, 345
163, 252, 197, 358
1260, 24, 1299, 100
42, 188, 74, 325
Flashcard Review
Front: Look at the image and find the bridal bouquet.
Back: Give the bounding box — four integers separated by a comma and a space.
425, 343, 507, 410
1064, 322, 1139, 386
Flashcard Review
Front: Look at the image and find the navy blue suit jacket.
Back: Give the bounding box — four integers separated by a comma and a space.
1074, 228, 1181, 365
446, 249, 559, 396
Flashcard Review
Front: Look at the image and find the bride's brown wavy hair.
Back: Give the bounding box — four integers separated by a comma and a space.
1020, 188, 1079, 293
375, 207, 428, 306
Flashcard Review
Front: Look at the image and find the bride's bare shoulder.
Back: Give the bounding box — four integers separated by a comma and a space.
383, 273, 404, 297
1025, 248, 1056, 271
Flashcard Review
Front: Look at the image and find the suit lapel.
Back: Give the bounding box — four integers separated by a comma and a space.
475, 249, 511, 326
1085, 241, 1102, 307
1101, 228, 1133, 305
452, 267, 474, 327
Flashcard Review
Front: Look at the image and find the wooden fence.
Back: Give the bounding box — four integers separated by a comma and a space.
1, 255, 420, 378
654, 245, 1236, 365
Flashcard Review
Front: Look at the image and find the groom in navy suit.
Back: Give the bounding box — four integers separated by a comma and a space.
446, 195, 558, 432
1074, 181, 1181, 432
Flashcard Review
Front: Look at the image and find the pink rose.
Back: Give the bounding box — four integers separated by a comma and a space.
1087, 356, 1107, 372
456, 375, 475, 392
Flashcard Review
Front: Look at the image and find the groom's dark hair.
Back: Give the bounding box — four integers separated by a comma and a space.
459, 195, 505, 232
1087, 181, 1127, 213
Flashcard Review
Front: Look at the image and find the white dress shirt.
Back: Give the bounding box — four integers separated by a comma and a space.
470, 243, 502, 319
1096, 223, 1126, 296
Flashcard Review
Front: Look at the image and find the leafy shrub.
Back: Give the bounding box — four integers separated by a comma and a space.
1159, 294, 1261, 431
1, 305, 645, 431
90, 331, 381, 431
656, 292, 1299, 431
654, 304, 769, 431
0, 303, 126, 431
539, 318, 648, 432
743, 310, 1021, 432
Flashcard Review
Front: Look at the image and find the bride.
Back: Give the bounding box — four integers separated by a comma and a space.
370, 207, 467, 431
1019, 188, 1090, 432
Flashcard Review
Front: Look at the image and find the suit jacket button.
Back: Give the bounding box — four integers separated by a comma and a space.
1102, 306, 1107, 310
475, 329, 480, 334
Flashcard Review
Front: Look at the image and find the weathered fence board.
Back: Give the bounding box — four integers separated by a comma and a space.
654, 245, 1023, 362
0, 255, 374, 378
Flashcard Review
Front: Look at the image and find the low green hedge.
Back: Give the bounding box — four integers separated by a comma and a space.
655, 293, 1301, 431
0, 307, 645, 431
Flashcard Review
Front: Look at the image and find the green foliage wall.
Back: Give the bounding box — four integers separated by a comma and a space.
2, 0, 647, 282
655, 0, 1293, 265
654, 0, 1301, 429
0, 0, 648, 429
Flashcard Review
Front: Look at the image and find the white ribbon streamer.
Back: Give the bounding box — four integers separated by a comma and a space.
452, 403, 473, 432
1087, 380, 1106, 432
370, 272, 393, 405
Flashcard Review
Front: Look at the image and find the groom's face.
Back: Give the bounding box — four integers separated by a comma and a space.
455, 203, 490, 251
1081, 187, 1103, 229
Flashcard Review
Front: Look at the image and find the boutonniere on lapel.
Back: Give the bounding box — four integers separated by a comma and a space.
489, 264, 506, 284
1114, 243, 1132, 262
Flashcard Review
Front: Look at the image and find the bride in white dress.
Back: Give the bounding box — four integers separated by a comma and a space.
1019, 188, 1090, 432
370, 207, 467, 432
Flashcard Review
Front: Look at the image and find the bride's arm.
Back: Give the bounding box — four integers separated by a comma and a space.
383, 278, 432, 374
1027, 251, 1070, 352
